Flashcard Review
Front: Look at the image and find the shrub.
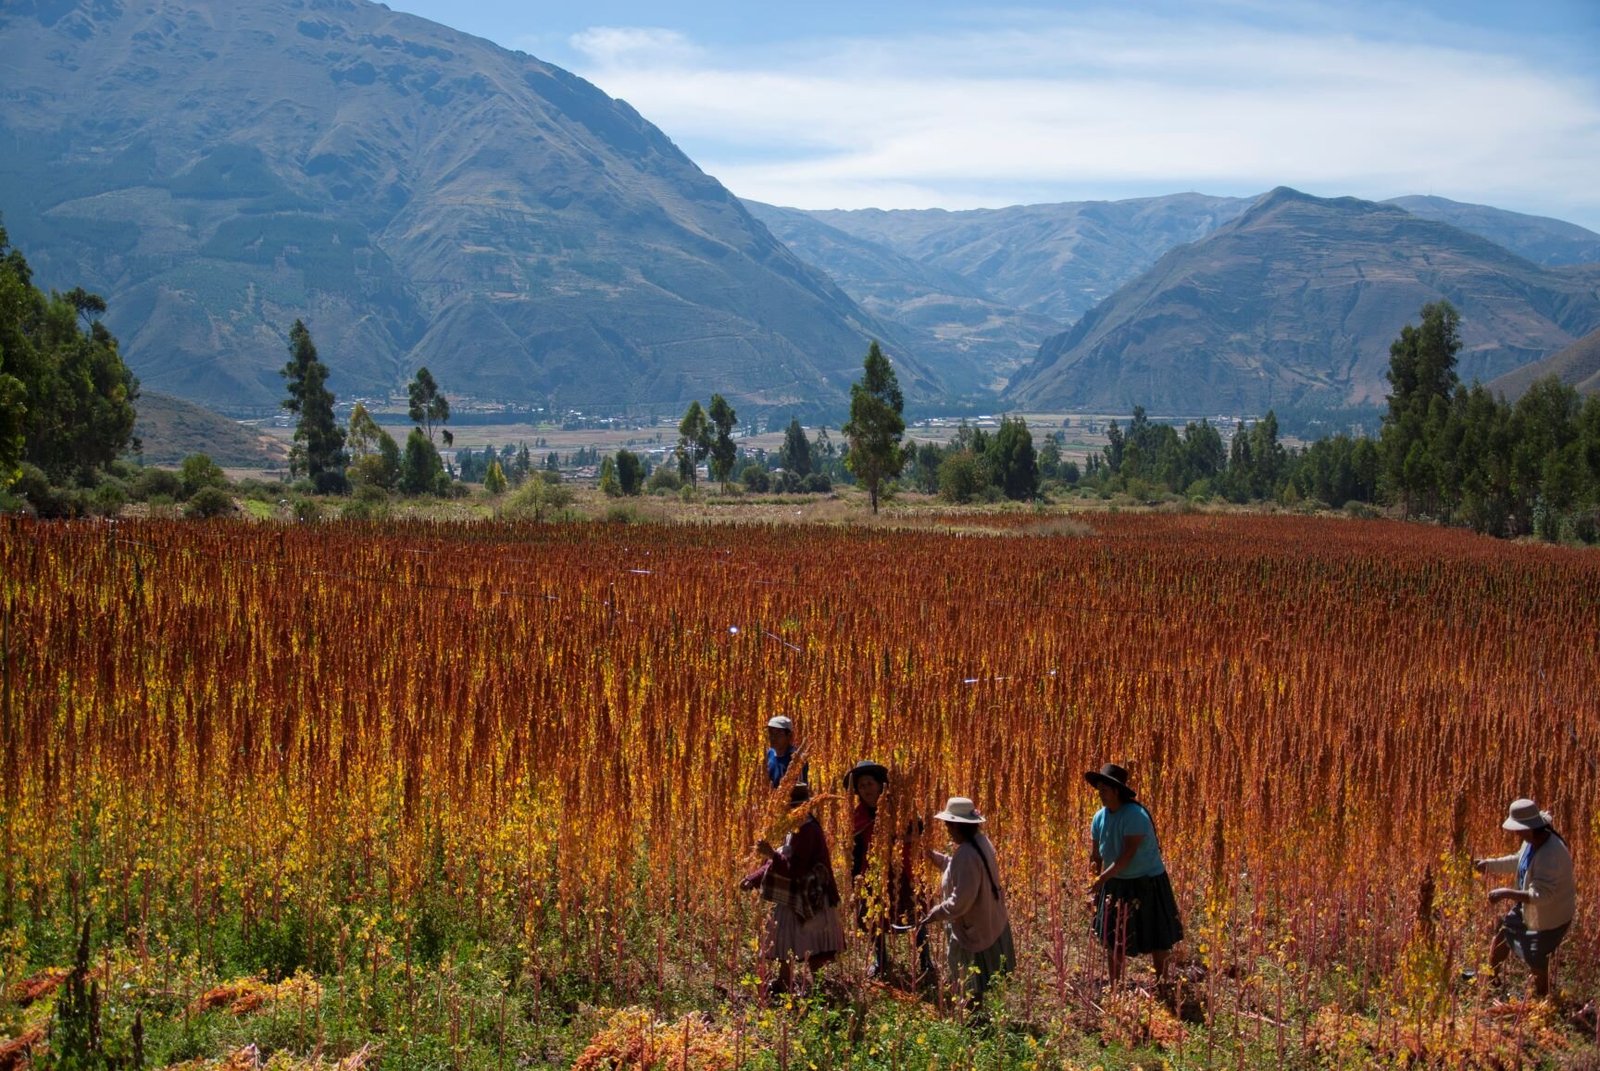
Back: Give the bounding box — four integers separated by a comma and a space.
132, 467, 184, 502
185, 486, 236, 518
15, 463, 86, 519
647, 467, 682, 494
89, 478, 129, 517
291, 497, 322, 523
741, 464, 770, 493
801, 473, 832, 494
179, 453, 228, 498
503, 474, 574, 522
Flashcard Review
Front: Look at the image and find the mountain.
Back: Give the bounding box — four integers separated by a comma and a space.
0, 0, 938, 415
1385, 196, 1600, 267
1489, 326, 1600, 398
1007, 188, 1600, 414
743, 201, 1061, 391
133, 392, 288, 466
795, 194, 1255, 327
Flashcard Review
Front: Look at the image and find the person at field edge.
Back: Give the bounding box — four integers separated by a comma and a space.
1085, 763, 1183, 985
920, 797, 1014, 1012
764, 715, 808, 789
740, 782, 845, 997
1474, 798, 1576, 999
844, 760, 931, 983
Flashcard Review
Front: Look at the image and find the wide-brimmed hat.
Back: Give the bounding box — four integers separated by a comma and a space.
934, 797, 986, 824
1084, 763, 1137, 799
1502, 798, 1553, 831
766, 715, 794, 732
842, 760, 890, 790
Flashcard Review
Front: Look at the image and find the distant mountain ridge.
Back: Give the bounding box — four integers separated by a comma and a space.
1007, 188, 1600, 414
0, 0, 939, 414
1489, 327, 1600, 398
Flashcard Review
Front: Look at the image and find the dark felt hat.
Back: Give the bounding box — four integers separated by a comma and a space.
842, 760, 890, 790
1084, 763, 1137, 799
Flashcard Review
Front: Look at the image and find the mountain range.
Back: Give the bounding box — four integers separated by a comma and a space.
3, 0, 1599, 422
1007, 188, 1600, 413
0, 0, 939, 416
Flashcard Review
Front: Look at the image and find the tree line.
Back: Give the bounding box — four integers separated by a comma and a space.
4, 210, 1598, 543
1067, 302, 1600, 541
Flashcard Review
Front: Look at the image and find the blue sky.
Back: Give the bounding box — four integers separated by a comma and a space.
388, 0, 1600, 229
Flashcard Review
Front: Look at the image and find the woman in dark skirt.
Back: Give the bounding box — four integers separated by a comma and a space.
1084, 763, 1183, 984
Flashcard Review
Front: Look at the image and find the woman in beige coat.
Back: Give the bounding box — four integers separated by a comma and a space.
919, 797, 1014, 1011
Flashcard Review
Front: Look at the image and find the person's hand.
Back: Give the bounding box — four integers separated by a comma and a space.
739, 875, 758, 891
1487, 888, 1513, 904
755, 839, 775, 859
1473, 859, 1487, 874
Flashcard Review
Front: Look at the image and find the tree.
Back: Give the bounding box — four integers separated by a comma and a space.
483, 459, 509, 495
842, 341, 905, 513
615, 449, 645, 495
598, 455, 622, 497
408, 367, 450, 443
346, 403, 400, 490
0, 225, 138, 486
280, 320, 347, 493
707, 394, 738, 488
938, 450, 987, 503
1380, 302, 1461, 516
779, 418, 812, 477
677, 400, 709, 486
398, 428, 447, 495
991, 416, 1038, 500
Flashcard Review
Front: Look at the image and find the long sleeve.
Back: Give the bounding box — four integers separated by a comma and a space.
1480, 852, 1520, 875
1524, 838, 1577, 930
926, 846, 981, 923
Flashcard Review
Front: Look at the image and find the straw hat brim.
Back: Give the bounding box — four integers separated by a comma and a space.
934, 810, 986, 824
1502, 811, 1552, 831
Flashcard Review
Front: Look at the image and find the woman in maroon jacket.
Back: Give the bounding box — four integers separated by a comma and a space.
742, 783, 846, 997
844, 760, 929, 983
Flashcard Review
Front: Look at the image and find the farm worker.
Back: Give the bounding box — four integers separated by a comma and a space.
1085, 763, 1184, 985
764, 715, 808, 788
843, 760, 930, 983
919, 797, 1014, 1012
1474, 798, 1575, 998
740, 782, 846, 997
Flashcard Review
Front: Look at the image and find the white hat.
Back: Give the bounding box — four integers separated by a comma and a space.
1502, 798, 1552, 831
933, 797, 986, 824
766, 715, 793, 732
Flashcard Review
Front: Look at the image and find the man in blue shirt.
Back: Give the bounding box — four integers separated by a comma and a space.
765, 715, 807, 788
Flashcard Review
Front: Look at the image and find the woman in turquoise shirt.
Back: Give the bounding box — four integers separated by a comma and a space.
1085, 763, 1183, 984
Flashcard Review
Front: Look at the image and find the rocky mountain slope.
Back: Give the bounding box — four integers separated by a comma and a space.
1489, 326, 1600, 398
1007, 188, 1600, 414
0, 0, 937, 414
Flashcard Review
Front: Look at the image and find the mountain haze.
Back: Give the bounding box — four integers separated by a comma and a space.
1489, 326, 1600, 398
796, 194, 1254, 327
0, 0, 937, 413
744, 201, 1060, 390
1384, 196, 1600, 267
1008, 188, 1600, 414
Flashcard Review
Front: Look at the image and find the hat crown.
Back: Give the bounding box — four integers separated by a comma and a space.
944, 797, 976, 818
1503, 798, 1552, 830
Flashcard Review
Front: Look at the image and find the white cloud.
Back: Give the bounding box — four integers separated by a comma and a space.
567, 27, 702, 68
562, 9, 1600, 226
